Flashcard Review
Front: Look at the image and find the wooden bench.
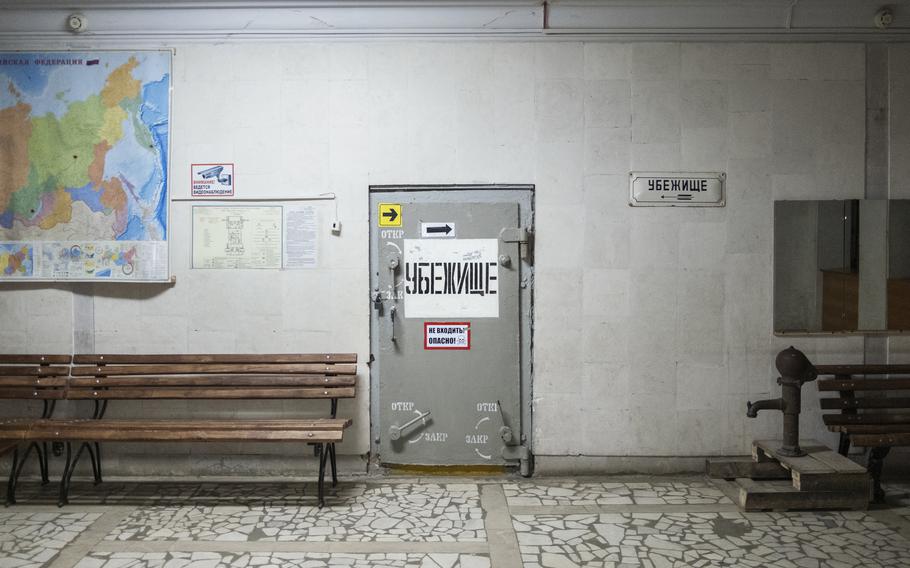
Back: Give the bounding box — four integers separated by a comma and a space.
1, 353, 357, 507
817, 363, 910, 502
0, 354, 71, 505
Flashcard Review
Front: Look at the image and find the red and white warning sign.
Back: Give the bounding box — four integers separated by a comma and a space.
424, 322, 471, 350
191, 163, 234, 197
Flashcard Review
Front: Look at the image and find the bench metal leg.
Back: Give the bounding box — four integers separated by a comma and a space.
93, 443, 103, 484
58, 442, 77, 507
40, 442, 50, 485
329, 443, 337, 488
837, 433, 850, 456
58, 442, 72, 507
83, 443, 102, 485
92, 401, 108, 484
6, 442, 47, 503
328, 398, 339, 488
868, 446, 891, 503
22, 442, 49, 485
59, 441, 96, 505
317, 443, 329, 508
5, 447, 19, 506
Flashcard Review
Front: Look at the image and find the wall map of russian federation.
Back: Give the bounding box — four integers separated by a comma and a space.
0, 52, 170, 280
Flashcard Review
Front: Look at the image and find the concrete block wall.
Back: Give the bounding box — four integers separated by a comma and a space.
531, 42, 867, 458
1, 40, 906, 473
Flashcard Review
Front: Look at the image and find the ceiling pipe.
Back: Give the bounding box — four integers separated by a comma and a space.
0, 0, 908, 43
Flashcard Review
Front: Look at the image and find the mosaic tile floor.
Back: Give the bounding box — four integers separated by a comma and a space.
889, 483, 910, 524
2, 477, 910, 568
75, 552, 491, 568
513, 511, 910, 568
13, 481, 311, 506
0, 511, 101, 568
106, 484, 485, 542
504, 480, 730, 507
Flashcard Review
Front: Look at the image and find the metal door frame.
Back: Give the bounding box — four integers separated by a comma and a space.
368, 184, 535, 471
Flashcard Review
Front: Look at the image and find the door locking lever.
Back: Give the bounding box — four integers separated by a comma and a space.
390, 306, 398, 343
389, 410, 431, 440
387, 255, 400, 291
496, 399, 514, 444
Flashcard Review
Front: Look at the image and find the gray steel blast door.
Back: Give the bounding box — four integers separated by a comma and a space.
369, 187, 533, 468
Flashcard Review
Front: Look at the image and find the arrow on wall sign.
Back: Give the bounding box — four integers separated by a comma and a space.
382, 209, 399, 222
426, 224, 452, 234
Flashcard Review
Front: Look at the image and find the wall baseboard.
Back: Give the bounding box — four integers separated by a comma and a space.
5, 451, 908, 480
533, 455, 715, 475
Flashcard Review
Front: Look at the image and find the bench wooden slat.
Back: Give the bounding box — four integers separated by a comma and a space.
815, 364, 910, 375
73, 354, 357, 365
70, 363, 357, 376
0, 388, 66, 399
818, 378, 910, 391
0, 377, 68, 387
0, 366, 71, 376
68, 375, 356, 388
0, 428, 345, 443
823, 413, 910, 425
66, 387, 356, 400
0, 418, 352, 443
826, 424, 910, 434
820, 397, 910, 410
851, 433, 910, 447
7, 418, 352, 431
0, 355, 72, 365
41, 418, 351, 430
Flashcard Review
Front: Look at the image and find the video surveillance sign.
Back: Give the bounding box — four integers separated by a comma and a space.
192, 163, 235, 197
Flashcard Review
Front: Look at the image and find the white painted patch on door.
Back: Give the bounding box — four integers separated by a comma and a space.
403, 239, 499, 318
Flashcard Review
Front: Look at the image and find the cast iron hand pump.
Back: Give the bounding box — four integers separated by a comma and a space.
747, 346, 818, 457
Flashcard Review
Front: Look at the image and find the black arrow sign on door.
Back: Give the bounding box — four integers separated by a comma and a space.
426, 224, 452, 235
382, 209, 399, 222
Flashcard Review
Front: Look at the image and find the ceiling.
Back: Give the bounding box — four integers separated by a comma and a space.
1, 0, 909, 43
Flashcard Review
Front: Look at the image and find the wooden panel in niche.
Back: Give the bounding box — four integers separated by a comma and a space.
888, 279, 910, 330
822, 270, 858, 331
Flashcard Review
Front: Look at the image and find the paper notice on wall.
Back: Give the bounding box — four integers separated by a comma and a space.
192, 206, 283, 269
403, 239, 499, 318
33, 240, 167, 280
283, 205, 318, 269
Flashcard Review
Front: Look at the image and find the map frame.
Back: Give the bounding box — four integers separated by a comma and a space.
0, 49, 173, 283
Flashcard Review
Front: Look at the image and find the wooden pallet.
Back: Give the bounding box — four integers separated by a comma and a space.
707, 440, 870, 511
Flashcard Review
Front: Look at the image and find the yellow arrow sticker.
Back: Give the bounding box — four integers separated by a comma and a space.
378, 203, 402, 227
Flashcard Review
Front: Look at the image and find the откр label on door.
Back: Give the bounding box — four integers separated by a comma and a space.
424, 322, 471, 350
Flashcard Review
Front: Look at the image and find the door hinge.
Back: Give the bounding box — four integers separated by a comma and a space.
500, 227, 532, 263
499, 227, 528, 244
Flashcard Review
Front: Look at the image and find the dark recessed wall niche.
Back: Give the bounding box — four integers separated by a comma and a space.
774, 200, 910, 334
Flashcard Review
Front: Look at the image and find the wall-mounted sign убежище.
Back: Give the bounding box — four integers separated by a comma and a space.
629, 171, 725, 207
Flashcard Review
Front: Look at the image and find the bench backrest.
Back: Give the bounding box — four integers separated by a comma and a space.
68, 354, 358, 400
817, 364, 910, 424
0, 355, 71, 401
